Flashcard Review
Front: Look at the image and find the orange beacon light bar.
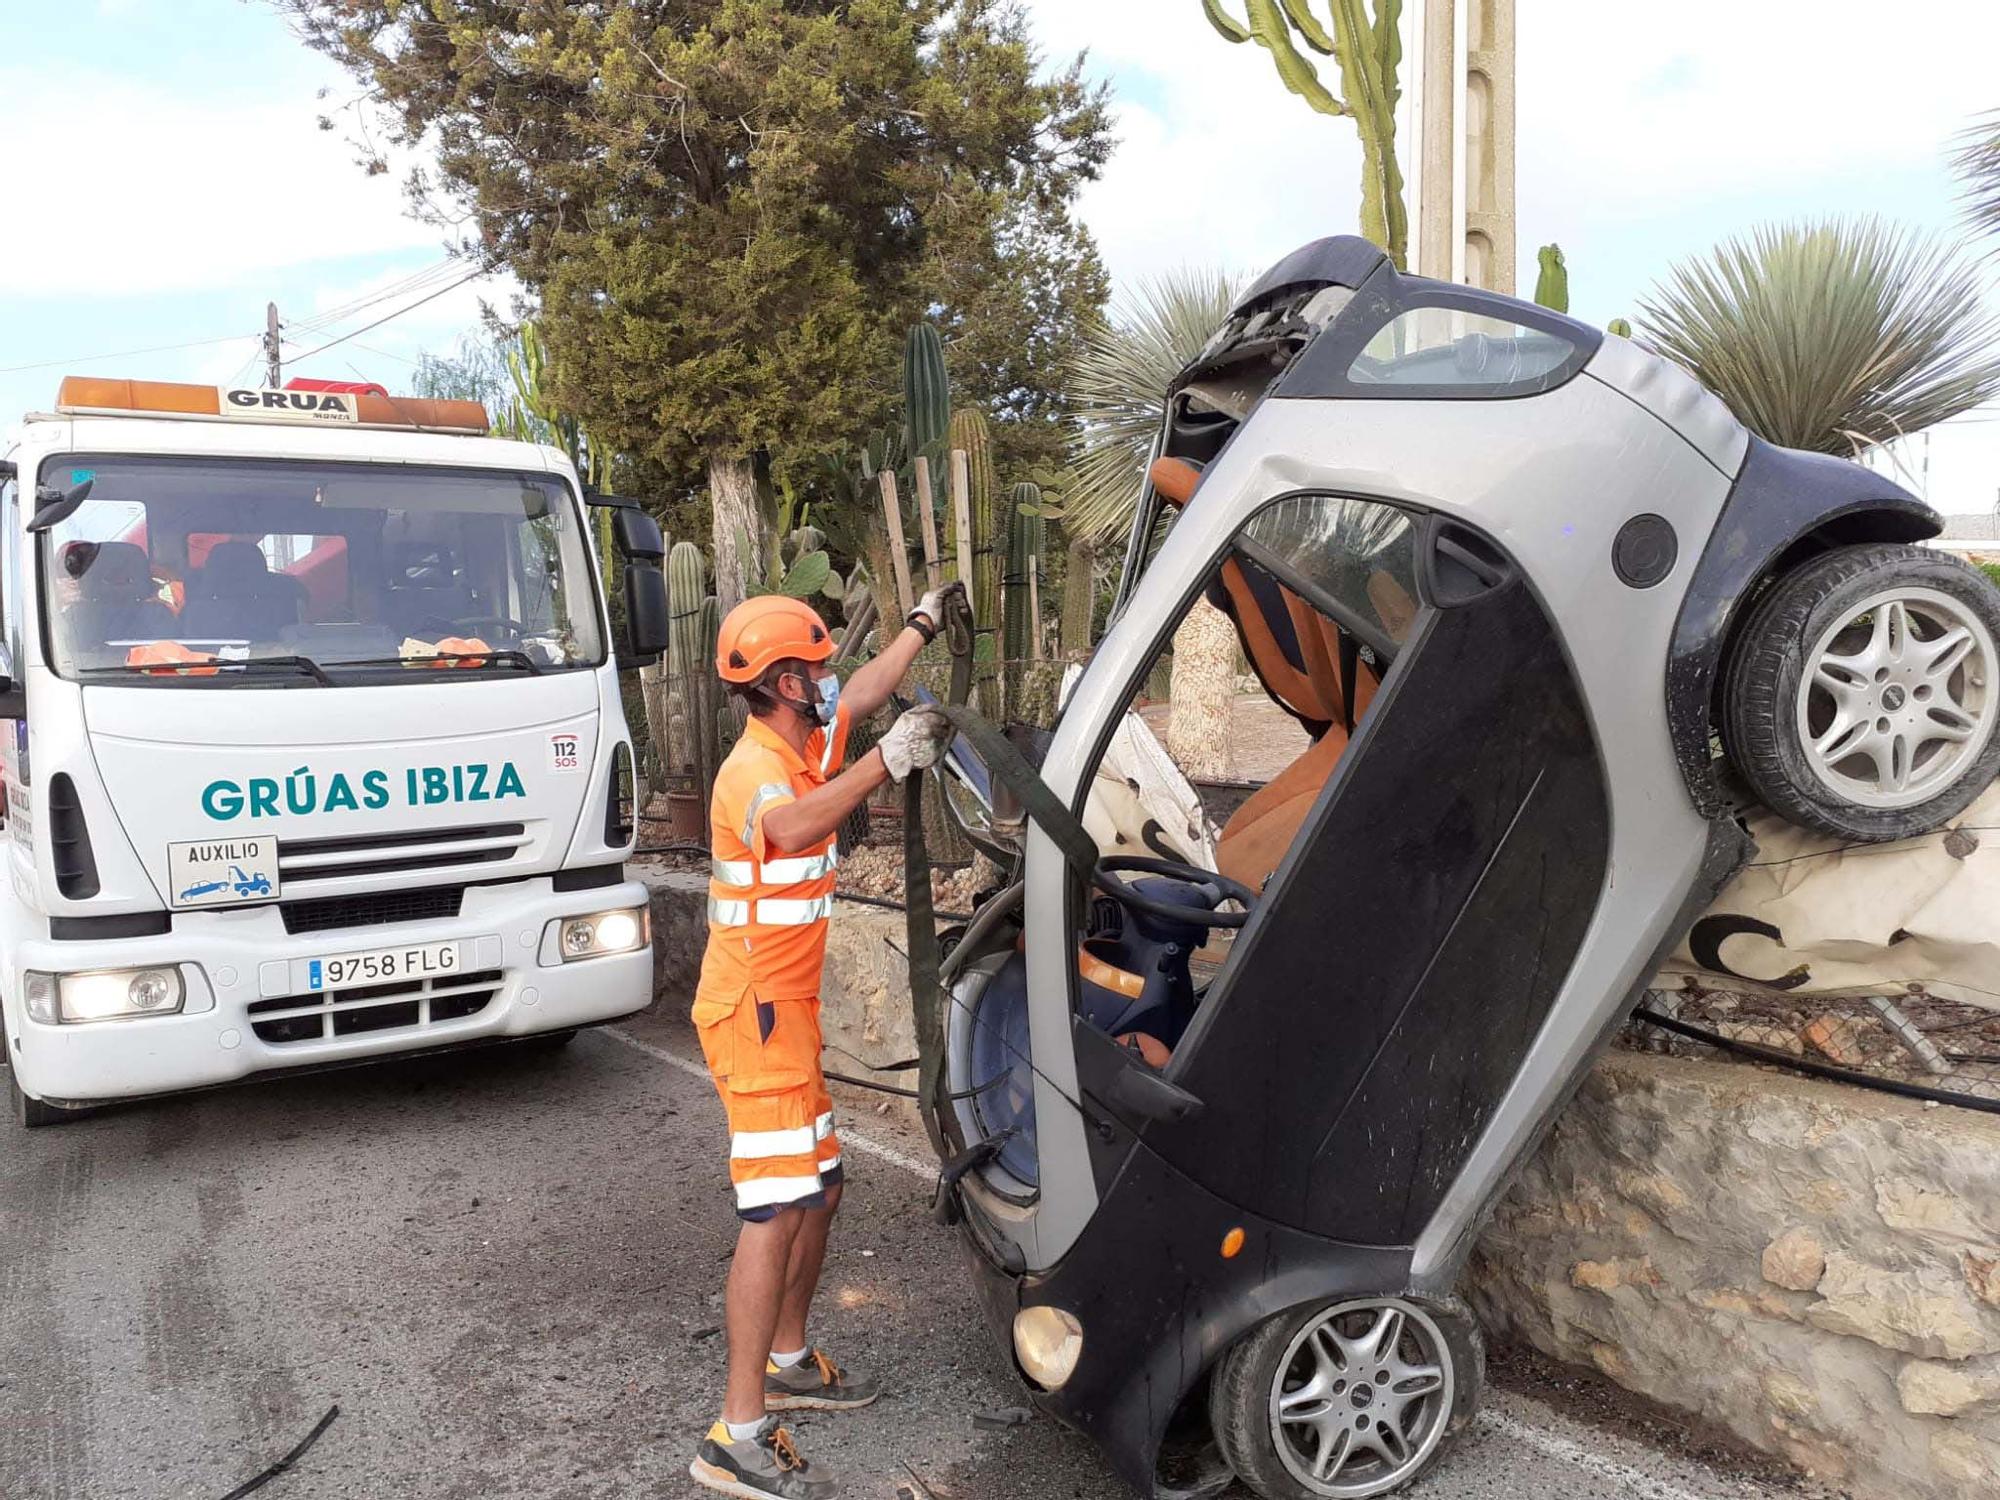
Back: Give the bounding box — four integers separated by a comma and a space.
54, 377, 490, 436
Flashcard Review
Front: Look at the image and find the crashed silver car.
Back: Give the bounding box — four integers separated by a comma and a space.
911, 233, 2000, 1500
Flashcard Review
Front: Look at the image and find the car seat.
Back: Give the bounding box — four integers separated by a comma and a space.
1148, 457, 1382, 893
63, 541, 178, 650
180, 540, 307, 642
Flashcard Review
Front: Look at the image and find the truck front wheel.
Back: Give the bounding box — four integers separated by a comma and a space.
7, 1067, 72, 1129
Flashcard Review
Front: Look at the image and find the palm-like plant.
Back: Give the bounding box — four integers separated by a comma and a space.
1063, 268, 1241, 542
1638, 218, 2000, 457
1955, 108, 2000, 245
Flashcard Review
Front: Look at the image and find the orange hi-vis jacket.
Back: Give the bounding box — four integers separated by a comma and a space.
695, 701, 853, 1010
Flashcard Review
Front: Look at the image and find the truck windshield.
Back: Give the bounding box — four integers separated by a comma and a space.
37, 455, 604, 682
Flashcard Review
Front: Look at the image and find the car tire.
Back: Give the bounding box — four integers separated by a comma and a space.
1722, 544, 2000, 841
8, 1067, 72, 1129
1210, 1294, 1482, 1499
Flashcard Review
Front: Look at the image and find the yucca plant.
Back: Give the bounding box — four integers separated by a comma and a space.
1954, 108, 2000, 246
1063, 268, 1242, 543
1638, 217, 2000, 457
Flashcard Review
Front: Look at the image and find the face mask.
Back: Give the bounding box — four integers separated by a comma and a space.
812, 673, 841, 727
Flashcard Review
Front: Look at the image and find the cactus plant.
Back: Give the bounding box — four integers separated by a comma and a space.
1003, 483, 1045, 664
1534, 244, 1570, 314
904, 323, 950, 460
664, 541, 709, 774
947, 407, 1001, 714
1202, 1, 1407, 269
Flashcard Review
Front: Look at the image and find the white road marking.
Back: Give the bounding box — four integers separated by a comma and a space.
599, 1025, 939, 1178
1479, 1406, 1723, 1500
603, 1024, 1751, 1500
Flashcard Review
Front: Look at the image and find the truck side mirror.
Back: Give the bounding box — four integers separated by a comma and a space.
621, 562, 670, 665
611, 506, 664, 561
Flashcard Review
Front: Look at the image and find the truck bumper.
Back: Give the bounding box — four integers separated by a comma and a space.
4, 876, 653, 1105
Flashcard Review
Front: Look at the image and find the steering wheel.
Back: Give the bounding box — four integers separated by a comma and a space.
1092, 854, 1257, 929
448, 615, 529, 642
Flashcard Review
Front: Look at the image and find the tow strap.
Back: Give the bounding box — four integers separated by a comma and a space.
902, 591, 1099, 1157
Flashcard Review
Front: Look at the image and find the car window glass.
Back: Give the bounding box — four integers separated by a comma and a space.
1239, 494, 1422, 648
1349, 306, 1576, 390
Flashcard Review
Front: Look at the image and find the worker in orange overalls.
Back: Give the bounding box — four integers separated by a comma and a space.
688, 584, 959, 1500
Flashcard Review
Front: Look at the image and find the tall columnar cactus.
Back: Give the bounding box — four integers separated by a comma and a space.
695, 593, 727, 791
1202, 1, 1406, 268
1003, 483, 1045, 664
904, 323, 950, 459
1534, 244, 1570, 314
665, 541, 708, 774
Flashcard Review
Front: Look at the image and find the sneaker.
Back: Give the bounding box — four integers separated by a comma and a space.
688, 1419, 837, 1500
764, 1349, 881, 1412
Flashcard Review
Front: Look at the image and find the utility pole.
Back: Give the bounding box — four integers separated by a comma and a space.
1402, 0, 1517, 293
263, 302, 283, 389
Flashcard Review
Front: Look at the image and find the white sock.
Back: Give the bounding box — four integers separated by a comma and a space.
770, 1347, 809, 1369
723, 1416, 766, 1442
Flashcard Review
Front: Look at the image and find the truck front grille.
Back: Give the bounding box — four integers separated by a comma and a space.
279, 885, 465, 936
278, 823, 528, 886
246, 968, 504, 1045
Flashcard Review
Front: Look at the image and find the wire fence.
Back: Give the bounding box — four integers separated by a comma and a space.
1627, 983, 2000, 1115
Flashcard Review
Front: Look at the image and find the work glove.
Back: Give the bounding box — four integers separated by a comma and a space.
879, 703, 954, 783
909, 579, 967, 640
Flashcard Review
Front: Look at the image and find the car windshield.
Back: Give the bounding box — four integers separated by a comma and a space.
37, 455, 603, 683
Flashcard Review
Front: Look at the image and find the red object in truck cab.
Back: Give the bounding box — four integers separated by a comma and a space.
283, 377, 390, 398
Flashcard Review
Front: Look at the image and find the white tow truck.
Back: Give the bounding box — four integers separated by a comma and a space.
0, 376, 671, 1125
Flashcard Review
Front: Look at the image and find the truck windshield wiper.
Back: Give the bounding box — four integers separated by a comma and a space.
80, 654, 334, 686
339, 650, 545, 675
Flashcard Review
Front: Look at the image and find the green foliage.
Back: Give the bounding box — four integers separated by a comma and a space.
410, 335, 512, 411
1607, 317, 1633, 339
948, 407, 1001, 713
904, 324, 951, 459
1203, 1, 1406, 267
1064, 268, 1243, 542
1534, 245, 1570, 314
280, 0, 1114, 603
1981, 562, 2000, 591
1638, 217, 2000, 456
1954, 108, 2000, 249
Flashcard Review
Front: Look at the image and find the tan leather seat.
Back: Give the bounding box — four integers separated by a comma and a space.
1149, 457, 1379, 892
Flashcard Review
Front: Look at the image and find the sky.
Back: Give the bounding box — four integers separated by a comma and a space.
3, 0, 1997, 511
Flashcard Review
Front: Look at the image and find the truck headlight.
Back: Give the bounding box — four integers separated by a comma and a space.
1012, 1305, 1084, 1390
549, 906, 650, 962
27, 967, 186, 1024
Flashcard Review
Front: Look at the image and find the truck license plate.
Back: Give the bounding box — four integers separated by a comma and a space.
297, 940, 460, 992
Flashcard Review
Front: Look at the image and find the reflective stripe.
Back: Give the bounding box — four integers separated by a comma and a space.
731, 1125, 818, 1160
741, 782, 795, 846
813, 1111, 835, 1140
712, 858, 756, 888
756, 895, 835, 926
735, 1174, 828, 1210
819, 1154, 841, 1173
760, 849, 837, 883
819, 728, 837, 773
708, 897, 752, 926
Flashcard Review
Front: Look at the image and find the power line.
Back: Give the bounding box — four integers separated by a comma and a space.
286, 268, 490, 366
0, 331, 257, 377
286, 257, 471, 336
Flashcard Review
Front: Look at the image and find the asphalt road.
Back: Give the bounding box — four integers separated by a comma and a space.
1, 1009, 1807, 1500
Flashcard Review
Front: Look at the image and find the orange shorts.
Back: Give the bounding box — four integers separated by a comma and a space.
694, 993, 843, 1221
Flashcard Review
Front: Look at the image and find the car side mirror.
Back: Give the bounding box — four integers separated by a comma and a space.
621, 562, 670, 666
610, 505, 664, 561
0, 644, 25, 719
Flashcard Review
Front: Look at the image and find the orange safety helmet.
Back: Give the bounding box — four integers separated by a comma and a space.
715, 596, 835, 684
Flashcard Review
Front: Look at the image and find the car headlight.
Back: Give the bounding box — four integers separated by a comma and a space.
26, 967, 186, 1024
549, 906, 650, 963
1012, 1305, 1084, 1390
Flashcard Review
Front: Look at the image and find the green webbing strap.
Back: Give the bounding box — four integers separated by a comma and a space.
903, 592, 1097, 1156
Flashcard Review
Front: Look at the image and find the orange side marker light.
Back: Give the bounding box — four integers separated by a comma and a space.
1220, 1227, 1245, 1260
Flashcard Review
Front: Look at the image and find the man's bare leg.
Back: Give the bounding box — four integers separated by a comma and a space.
723, 1209, 804, 1425
773, 1182, 841, 1354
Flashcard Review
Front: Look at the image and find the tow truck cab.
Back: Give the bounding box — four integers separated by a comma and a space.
0, 376, 669, 1125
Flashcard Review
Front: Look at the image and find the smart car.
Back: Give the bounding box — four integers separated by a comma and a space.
916, 234, 1998, 1499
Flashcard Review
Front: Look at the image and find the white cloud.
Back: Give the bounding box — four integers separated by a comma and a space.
0, 68, 438, 296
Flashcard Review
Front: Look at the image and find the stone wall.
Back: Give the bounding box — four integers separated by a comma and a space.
641, 878, 2000, 1497
1468, 1051, 2000, 1498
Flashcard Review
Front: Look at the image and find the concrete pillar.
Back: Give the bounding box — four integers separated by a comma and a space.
1407, 0, 1516, 294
